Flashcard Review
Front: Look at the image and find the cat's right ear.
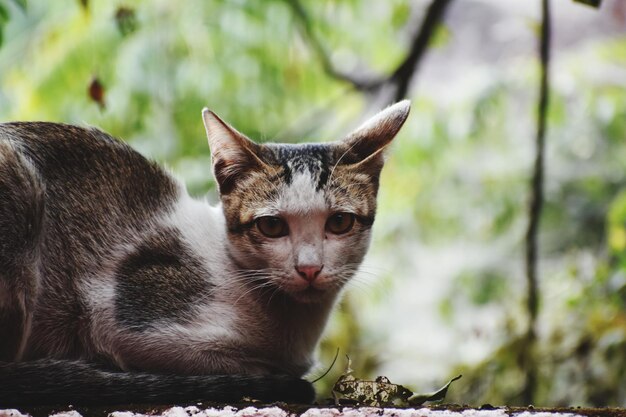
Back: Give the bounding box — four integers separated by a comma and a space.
338, 100, 411, 176
202, 108, 263, 195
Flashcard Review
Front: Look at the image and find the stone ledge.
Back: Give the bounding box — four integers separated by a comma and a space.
3, 406, 625, 417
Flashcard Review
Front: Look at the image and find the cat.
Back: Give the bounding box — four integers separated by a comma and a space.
0, 100, 410, 406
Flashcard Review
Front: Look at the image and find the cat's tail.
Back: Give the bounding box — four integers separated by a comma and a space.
0, 359, 315, 406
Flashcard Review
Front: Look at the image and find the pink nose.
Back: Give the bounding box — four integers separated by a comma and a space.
296, 265, 323, 282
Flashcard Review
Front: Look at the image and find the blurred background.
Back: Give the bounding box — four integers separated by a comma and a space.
1, 0, 625, 407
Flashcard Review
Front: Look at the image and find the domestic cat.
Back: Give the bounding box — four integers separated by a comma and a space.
0, 100, 410, 406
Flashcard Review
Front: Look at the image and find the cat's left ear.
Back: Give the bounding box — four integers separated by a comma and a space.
339, 100, 411, 173
202, 108, 264, 195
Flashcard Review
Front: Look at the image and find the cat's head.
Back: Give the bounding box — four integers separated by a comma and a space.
202, 102, 410, 304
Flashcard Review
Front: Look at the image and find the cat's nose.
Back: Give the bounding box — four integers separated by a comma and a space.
296, 265, 323, 282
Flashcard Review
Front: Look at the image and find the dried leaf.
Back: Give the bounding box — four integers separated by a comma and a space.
331, 357, 414, 407
88, 76, 106, 110
331, 356, 463, 408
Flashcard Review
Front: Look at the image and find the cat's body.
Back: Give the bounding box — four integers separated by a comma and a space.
0, 101, 410, 406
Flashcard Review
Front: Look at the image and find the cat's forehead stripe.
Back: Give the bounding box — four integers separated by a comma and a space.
263, 143, 332, 191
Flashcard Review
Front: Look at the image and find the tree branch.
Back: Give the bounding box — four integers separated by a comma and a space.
522, 0, 551, 405
389, 0, 454, 102
284, 0, 384, 91
285, 0, 454, 101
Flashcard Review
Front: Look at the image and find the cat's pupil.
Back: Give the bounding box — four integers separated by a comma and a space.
326, 213, 355, 235
256, 216, 289, 238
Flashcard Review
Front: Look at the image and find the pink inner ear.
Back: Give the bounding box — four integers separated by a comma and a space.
202, 108, 265, 194
212, 148, 262, 195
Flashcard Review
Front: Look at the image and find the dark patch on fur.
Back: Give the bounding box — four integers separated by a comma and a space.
261, 143, 332, 190
115, 228, 213, 330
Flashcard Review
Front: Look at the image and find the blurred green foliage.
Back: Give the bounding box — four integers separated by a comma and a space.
1, 0, 626, 407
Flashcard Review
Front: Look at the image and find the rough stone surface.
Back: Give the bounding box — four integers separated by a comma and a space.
0, 406, 593, 417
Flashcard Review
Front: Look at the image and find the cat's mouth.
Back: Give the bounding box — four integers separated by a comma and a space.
249, 276, 331, 304
282, 278, 336, 304
288, 286, 330, 303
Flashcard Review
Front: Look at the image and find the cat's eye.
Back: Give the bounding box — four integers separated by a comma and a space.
326, 213, 355, 235
256, 216, 289, 238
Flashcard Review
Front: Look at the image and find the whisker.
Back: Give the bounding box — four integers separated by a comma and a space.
266, 285, 283, 307
232, 280, 277, 306
328, 140, 359, 185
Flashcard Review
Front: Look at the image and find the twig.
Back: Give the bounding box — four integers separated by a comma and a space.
522, 0, 551, 405
285, 0, 454, 101
310, 347, 340, 384
389, 0, 454, 102
285, 0, 384, 91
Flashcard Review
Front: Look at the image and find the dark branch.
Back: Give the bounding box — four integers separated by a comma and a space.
522, 0, 551, 405
284, 0, 384, 91
285, 0, 454, 101
390, 0, 454, 102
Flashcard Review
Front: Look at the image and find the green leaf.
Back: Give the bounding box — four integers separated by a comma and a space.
408, 375, 462, 406
10, 0, 27, 11
391, 3, 410, 29
573, 0, 602, 8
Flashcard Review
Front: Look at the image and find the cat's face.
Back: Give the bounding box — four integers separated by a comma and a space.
203, 102, 410, 304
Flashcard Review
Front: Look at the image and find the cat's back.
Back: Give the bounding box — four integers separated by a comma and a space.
0, 121, 180, 214
0, 122, 186, 358
0, 120, 184, 263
